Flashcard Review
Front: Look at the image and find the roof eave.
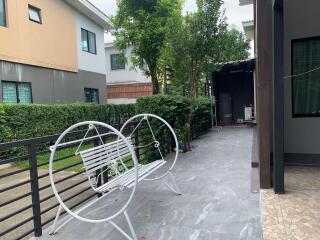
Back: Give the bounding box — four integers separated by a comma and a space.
64, 0, 113, 30
242, 20, 254, 41
239, 0, 254, 6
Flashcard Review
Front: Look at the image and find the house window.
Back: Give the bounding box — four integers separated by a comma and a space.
28, 5, 41, 24
84, 88, 99, 104
2, 81, 32, 104
111, 54, 125, 70
292, 37, 320, 117
0, 0, 6, 27
81, 29, 96, 54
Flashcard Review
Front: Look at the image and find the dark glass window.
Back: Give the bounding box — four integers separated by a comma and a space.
81, 29, 89, 52
0, 0, 6, 27
111, 54, 125, 70
2, 81, 32, 104
81, 29, 96, 54
28, 5, 41, 24
84, 88, 99, 104
292, 37, 320, 117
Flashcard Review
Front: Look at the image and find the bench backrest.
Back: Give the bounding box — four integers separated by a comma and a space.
78, 138, 133, 174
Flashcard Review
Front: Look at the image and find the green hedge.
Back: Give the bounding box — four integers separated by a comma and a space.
136, 95, 191, 140
0, 96, 212, 144
136, 95, 213, 140
192, 96, 213, 138
0, 103, 135, 143
0, 96, 213, 165
135, 95, 213, 161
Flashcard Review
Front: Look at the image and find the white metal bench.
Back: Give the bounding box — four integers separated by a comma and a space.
79, 137, 167, 192
49, 114, 181, 240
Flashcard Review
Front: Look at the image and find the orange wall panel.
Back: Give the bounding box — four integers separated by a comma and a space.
0, 0, 78, 72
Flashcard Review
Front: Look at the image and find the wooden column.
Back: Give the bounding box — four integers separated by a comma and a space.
273, 0, 285, 194
256, 0, 273, 188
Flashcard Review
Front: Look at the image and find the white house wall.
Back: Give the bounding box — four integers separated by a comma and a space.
105, 45, 150, 84
284, 0, 320, 154
76, 12, 106, 75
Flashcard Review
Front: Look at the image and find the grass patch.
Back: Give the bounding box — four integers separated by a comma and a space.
15, 139, 136, 173
15, 134, 161, 173
16, 144, 93, 172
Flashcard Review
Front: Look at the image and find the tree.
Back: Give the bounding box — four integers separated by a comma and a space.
164, 0, 250, 151
112, 0, 182, 94
165, 0, 227, 151
217, 28, 250, 62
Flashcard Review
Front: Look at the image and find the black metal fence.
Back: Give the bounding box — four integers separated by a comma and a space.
0, 122, 139, 240
0, 119, 211, 240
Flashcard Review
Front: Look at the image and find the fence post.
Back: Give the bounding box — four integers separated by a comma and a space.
28, 144, 42, 237
171, 121, 176, 152
93, 139, 103, 198
134, 128, 140, 162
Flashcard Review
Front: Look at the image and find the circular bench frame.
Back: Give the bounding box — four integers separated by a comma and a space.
48, 115, 181, 240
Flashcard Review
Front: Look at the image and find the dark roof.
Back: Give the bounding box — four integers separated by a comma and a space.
216, 59, 255, 73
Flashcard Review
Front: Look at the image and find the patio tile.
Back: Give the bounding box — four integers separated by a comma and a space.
261, 167, 320, 240
36, 128, 262, 240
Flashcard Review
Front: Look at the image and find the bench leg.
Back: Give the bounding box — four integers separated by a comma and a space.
124, 210, 138, 240
109, 211, 137, 240
49, 204, 76, 235
49, 205, 63, 235
162, 171, 182, 195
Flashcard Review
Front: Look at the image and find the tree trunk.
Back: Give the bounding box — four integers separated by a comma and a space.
184, 64, 198, 152
163, 66, 168, 94
205, 73, 210, 96
149, 65, 159, 94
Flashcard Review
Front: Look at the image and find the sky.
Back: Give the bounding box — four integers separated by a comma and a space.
89, 0, 253, 55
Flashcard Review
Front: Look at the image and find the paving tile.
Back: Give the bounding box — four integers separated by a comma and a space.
35, 128, 262, 240
261, 167, 320, 240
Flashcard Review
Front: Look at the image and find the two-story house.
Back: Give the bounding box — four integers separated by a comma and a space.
0, 0, 111, 104
105, 43, 152, 104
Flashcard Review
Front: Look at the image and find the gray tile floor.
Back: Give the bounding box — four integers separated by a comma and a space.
37, 127, 262, 240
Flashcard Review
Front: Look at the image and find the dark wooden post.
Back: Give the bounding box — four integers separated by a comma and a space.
256, 0, 273, 189
28, 144, 42, 237
273, 0, 285, 194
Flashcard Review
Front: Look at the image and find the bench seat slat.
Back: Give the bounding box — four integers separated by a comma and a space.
82, 146, 129, 164
79, 138, 133, 174
81, 140, 131, 159
83, 148, 131, 173
83, 146, 130, 165
96, 160, 166, 192
79, 138, 132, 156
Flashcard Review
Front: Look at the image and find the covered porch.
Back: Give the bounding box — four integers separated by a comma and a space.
256, 0, 320, 193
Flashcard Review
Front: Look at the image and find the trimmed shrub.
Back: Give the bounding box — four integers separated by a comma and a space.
135, 95, 213, 161
0, 97, 212, 162
136, 95, 213, 140
136, 95, 191, 139
0, 103, 135, 143
192, 96, 213, 138
0, 96, 212, 144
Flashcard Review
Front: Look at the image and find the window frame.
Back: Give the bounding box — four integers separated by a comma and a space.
84, 87, 99, 104
0, 0, 7, 27
28, 4, 42, 24
81, 28, 97, 55
2, 80, 33, 104
110, 53, 126, 70
291, 36, 320, 118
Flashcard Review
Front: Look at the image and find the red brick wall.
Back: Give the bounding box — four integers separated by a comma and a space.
106, 83, 153, 99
